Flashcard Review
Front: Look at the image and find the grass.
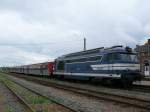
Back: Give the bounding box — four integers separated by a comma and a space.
4, 105, 15, 112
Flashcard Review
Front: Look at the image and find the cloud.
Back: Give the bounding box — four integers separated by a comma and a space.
0, 0, 150, 66
0, 46, 52, 66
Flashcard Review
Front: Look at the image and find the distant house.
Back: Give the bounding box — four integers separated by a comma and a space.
135, 39, 150, 77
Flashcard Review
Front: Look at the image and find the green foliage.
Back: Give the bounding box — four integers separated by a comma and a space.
5, 105, 15, 112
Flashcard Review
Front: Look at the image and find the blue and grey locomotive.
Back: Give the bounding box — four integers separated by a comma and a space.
54, 46, 141, 85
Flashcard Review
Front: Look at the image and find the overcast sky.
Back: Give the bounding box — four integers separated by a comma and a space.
0, 0, 150, 66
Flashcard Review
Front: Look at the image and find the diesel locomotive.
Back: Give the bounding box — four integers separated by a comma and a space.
54, 46, 141, 85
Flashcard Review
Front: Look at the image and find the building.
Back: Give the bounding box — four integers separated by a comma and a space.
135, 39, 150, 77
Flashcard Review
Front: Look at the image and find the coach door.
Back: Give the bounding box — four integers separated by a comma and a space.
40, 65, 44, 75
107, 53, 114, 75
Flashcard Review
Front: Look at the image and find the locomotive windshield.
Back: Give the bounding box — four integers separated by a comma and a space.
106, 53, 138, 63
120, 53, 138, 63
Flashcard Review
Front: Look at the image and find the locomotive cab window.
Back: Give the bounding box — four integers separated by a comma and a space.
120, 53, 138, 63
105, 53, 138, 63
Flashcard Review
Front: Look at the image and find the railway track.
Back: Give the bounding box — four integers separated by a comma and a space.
2, 80, 35, 112
1, 74, 76, 112
132, 84, 150, 93
10, 80, 77, 112
7, 72, 150, 111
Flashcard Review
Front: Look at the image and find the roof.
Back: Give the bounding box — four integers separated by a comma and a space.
60, 47, 104, 59
57, 45, 131, 60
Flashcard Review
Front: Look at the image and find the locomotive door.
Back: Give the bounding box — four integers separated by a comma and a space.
57, 61, 65, 72
144, 62, 150, 76
107, 53, 113, 75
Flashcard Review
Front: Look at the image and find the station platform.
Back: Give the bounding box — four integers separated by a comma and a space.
134, 80, 150, 86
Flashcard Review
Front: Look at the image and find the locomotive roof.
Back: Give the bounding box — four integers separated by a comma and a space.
57, 45, 134, 60
62, 47, 104, 58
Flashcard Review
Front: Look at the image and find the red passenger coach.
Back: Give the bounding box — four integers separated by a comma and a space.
31, 61, 54, 76
11, 62, 54, 77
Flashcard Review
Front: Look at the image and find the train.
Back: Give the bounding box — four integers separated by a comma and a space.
1, 45, 142, 86
5, 62, 54, 76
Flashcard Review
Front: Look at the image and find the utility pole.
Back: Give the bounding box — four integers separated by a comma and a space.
84, 38, 86, 51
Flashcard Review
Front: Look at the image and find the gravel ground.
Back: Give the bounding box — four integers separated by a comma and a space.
6, 74, 149, 112
0, 82, 27, 112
